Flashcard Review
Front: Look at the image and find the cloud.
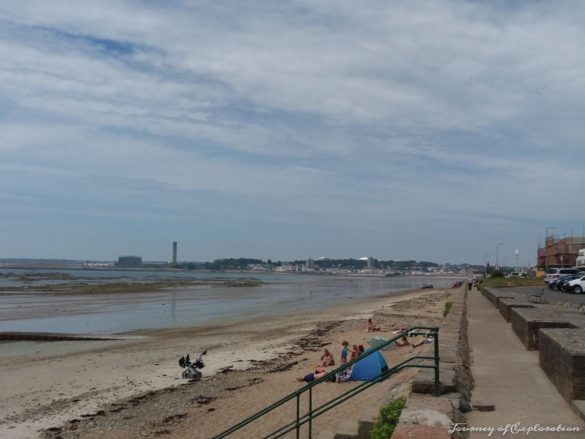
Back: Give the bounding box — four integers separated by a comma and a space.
1, 0, 584, 261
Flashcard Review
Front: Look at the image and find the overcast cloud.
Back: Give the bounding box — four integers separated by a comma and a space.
1, 0, 584, 264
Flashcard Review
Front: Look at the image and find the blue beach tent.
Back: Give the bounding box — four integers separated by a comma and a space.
350, 351, 388, 381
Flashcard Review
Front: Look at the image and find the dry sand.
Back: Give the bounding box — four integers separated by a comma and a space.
0, 288, 452, 439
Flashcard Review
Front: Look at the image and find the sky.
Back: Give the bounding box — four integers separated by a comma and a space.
1, 0, 584, 265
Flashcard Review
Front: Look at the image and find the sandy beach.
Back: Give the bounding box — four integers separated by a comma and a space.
0, 287, 452, 439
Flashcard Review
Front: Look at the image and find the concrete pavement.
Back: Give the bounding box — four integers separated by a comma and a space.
465, 291, 585, 438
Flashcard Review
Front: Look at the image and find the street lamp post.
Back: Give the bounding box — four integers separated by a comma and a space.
484, 252, 490, 276
496, 242, 504, 271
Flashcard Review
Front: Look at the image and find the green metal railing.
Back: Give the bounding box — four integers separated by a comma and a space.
212, 326, 440, 439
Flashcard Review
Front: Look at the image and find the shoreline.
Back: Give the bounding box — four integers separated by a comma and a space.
0, 286, 424, 339
0, 286, 452, 438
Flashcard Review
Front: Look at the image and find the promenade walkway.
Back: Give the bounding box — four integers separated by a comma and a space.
465, 290, 584, 438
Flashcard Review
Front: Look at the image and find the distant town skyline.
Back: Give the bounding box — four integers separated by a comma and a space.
0, 255, 491, 273
1, 1, 585, 265
0, 249, 546, 269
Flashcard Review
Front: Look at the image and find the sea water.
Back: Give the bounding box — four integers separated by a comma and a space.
0, 269, 458, 334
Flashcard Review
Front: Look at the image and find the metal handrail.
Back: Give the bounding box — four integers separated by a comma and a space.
212, 326, 440, 439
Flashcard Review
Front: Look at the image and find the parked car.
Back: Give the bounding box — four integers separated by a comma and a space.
558, 273, 585, 292
566, 275, 585, 294
549, 274, 572, 290
544, 268, 580, 285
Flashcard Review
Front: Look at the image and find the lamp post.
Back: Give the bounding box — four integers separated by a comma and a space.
484, 252, 490, 276
496, 242, 504, 271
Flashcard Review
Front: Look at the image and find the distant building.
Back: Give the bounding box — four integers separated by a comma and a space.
537, 235, 585, 269
172, 241, 177, 265
367, 257, 374, 269
275, 265, 294, 272
117, 256, 142, 268
248, 264, 269, 272
306, 258, 314, 269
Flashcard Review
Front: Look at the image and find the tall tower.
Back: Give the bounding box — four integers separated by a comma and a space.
172, 241, 177, 265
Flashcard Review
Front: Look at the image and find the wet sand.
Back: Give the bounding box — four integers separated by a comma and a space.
0, 287, 452, 438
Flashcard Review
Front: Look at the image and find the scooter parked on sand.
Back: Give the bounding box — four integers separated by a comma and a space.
179, 350, 207, 380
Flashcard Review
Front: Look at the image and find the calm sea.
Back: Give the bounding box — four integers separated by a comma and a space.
0, 269, 458, 334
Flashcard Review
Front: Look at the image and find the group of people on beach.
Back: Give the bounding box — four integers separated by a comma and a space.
294, 318, 433, 383
318, 338, 370, 369
339, 340, 365, 364
369, 318, 434, 348
294, 340, 365, 383
315, 340, 366, 369
294, 340, 363, 383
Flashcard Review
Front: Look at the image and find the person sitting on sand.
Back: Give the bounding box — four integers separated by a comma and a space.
294, 367, 327, 383
412, 337, 434, 348
320, 349, 335, 367
358, 345, 365, 355
350, 344, 359, 360
340, 340, 349, 364
395, 335, 410, 347
366, 318, 380, 332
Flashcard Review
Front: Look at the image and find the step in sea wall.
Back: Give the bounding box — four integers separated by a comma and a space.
539, 328, 585, 403
496, 298, 535, 322
481, 288, 518, 307
510, 307, 576, 350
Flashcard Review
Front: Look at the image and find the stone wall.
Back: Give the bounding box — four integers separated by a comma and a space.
539, 328, 585, 402
392, 285, 471, 439
481, 288, 517, 307
496, 298, 534, 322
510, 307, 575, 350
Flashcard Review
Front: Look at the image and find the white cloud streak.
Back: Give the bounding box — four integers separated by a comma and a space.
1, 0, 584, 261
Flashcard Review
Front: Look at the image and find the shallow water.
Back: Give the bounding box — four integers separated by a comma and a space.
0, 269, 457, 334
